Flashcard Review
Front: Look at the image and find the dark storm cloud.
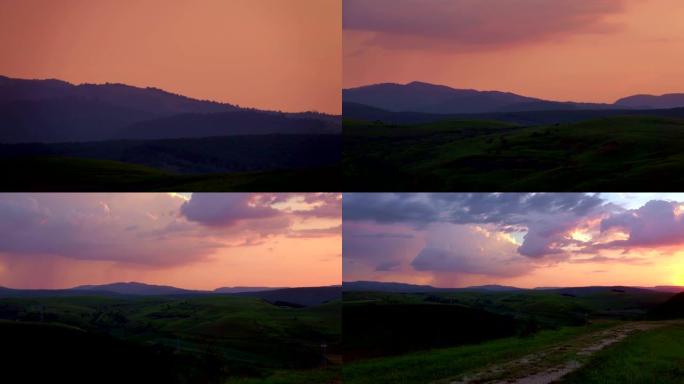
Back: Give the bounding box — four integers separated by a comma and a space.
344, 193, 608, 260
180, 193, 280, 227
344, 0, 625, 50
344, 193, 605, 227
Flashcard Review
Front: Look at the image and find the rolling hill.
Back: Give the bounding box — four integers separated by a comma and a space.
0, 293, 341, 383
343, 82, 613, 114
344, 115, 684, 191
0, 75, 339, 143
72, 282, 198, 295
344, 81, 684, 115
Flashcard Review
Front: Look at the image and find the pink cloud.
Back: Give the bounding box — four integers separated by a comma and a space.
600, 200, 684, 248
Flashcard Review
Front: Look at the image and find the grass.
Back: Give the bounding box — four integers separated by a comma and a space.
0, 156, 340, 191
343, 115, 684, 191
226, 367, 340, 384
0, 295, 341, 382
560, 323, 684, 384
342, 322, 615, 384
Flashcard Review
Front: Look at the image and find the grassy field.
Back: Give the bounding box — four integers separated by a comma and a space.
343, 322, 616, 384
342, 288, 675, 384
560, 322, 684, 384
0, 156, 340, 191
343, 115, 684, 191
0, 295, 341, 383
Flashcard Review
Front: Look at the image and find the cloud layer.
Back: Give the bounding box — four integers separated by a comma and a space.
344, 193, 684, 286
344, 0, 624, 51
0, 193, 341, 289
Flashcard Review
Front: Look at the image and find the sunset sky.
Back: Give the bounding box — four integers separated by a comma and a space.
344, 0, 684, 103
344, 193, 684, 288
0, 0, 341, 114
0, 193, 341, 290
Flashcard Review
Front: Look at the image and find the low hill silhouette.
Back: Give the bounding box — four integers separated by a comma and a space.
0, 75, 338, 143
649, 292, 684, 319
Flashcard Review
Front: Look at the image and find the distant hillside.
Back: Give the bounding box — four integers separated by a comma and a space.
0, 75, 339, 143
649, 292, 684, 319
651, 285, 684, 293
615, 93, 684, 109
343, 281, 521, 293
72, 282, 198, 295
230, 286, 341, 306
117, 110, 340, 140
214, 286, 284, 294
343, 82, 611, 114
0, 134, 341, 174
0, 284, 341, 305
343, 101, 684, 126
343, 281, 439, 292
0, 75, 236, 115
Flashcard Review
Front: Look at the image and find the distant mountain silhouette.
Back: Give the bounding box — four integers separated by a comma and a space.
343, 101, 684, 126
343, 81, 612, 114
651, 285, 684, 293
117, 110, 340, 140
465, 284, 522, 292
615, 93, 684, 109
343, 281, 522, 293
230, 286, 341, 306
343, 281, 439, 292
0, 283, 340, 306
214, 286, 285, 294
0, 75, 339, 143
72, 282, 197, 295
0, 75, 237, 115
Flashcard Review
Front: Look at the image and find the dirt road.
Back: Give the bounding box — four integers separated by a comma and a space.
445, 321, 671, 384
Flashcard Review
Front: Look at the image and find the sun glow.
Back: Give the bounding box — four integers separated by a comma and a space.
569, 229, 592, 243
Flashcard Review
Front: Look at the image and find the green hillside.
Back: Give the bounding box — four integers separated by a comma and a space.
0, 156, 340, 191
343, 116, 684, 190
342, 289, 680, 384
0, 295, 341, 383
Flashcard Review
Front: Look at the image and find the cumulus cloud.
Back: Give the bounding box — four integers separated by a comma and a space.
411, 224, 532, 277
180, 193, 280, 227
600, 200, 684, 248
344, 193, 607, 259
344, 193, 684, 284
344, 0, 625, 51
0, 193, 342, 269
0, 193, 217, 266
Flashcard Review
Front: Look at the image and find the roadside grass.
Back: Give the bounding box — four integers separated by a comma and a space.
560, 322, 684, 384
342, 322, 616, 384
226, 367, 340, 384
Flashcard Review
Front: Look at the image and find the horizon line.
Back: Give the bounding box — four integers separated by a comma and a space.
342, 80, 684, 105
2, 74, 340, 117
342, 280, 683, 290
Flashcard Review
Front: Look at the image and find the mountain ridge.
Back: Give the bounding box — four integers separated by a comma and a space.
0, 75, 339, 143
344, 81, 684, 114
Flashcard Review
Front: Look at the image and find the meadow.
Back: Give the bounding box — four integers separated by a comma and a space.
0, 294, 341, 383
342, 288, 681, 384
0, 134, 340, 191
343, 116, 684, 191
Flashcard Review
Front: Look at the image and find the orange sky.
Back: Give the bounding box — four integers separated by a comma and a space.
0, 0, 341, 114
0, 193, 341, 290
344, 0, 684, 103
